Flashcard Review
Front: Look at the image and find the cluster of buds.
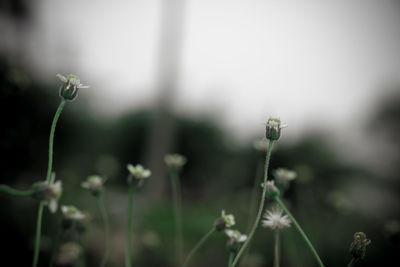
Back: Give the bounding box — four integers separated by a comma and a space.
57, 73, 89, 101
273, 168, 297, 192
225, 229, 247, 253
265, 118, 287, 141
127, 164, 151, 187
349, 232, 371, 261
81, 175, 105, 196
61, 205, 86, 229
164, 153, 187, 173
31, 173, 63, 213
261, 180, 280, 199
215, 210, 236, 231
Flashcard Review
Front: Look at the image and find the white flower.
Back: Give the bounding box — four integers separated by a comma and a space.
81, 175, 104, 195
164, 154, 187, 169
221, 210, 236, 228
265, 117, 287, 141
261, 207, 291, 230
274, 168, 297, 182
127, 164, 151, 179
61, 205, 86, 221
56, 74, 90, 89
45, 173, 63, 213
225, 229, 247, 243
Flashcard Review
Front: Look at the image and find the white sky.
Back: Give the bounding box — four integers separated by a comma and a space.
8, 0, 400, 142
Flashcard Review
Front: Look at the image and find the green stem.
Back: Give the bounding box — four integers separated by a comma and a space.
275, 197, 325, 267
49, 227, 64, 267
228, 252, 235, 267
33, 99, 66, 267
231, 140, 274, 267
183, 227, 216, 267
97, 195, 110, 267
125, 186, 135, 267
169, 171, 184, 264
347, 258, 355, 267
273, 230, 280, 267
0, 185, 34, 197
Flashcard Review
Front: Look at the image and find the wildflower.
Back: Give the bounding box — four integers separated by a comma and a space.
61, 205, 86, 221
32, 173, 62, 213
253, 138, 269, 152
225, 229, 247, 253
164, 154, 187, 171
215, 210, 236, 231
265, 117, 287, 141
126, 164, 151, 186
261, 180, 280, 199
261, 207, 291, 230
274, 168, 297, 191
349, 232, 371, 261
56, 242, 82, 265
81, 175, 104, 196
57, 73, 89, 101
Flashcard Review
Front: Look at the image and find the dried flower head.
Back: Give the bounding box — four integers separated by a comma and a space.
81, 175, 104, 196
164, 154, 187, 170
349, 232, 371, 261
215, 210, 236, 231
262, 207, 291, 230
265, 117, 287, 141
32, 173, 62, 213
57, 73, 89, 101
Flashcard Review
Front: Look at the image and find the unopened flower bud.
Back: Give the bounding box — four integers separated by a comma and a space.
265, 118, 287, 141
57, 73, 89, 101
261, 181, 280, 199
349, 232, 371, 261
215, 210, 236, 231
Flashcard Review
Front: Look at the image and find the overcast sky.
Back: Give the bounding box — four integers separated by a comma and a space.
3, 0, 400, 144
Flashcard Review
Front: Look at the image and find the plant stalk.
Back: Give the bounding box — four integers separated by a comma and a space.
273, 230, 280, 267
169, 171, 184, 264
183, 227, 216, 267
125, 186, 135, 267
98, 195, 110, 267
0, 185, 34, 197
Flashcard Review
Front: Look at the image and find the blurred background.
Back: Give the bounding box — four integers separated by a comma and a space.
1, 0, 400, 266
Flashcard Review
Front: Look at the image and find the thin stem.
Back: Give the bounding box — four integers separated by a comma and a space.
228, 252, 235, 267
275, 197, 325, 267
347, 258, 355, 267
97, 195, 110, 267
273, 230, 280, 267
78, 234, 86, 267
125, 186, 135, 267
33, 99, 66, 267
183, 227, 216, 267
0, 185, 34, 197
169, 171, 184, 264
231, 140, 274, 267
32, 202, 45, 267
49, 227, 64, 267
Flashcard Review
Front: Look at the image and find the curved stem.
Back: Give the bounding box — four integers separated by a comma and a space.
228, 252, 235, 267
273, 230, 280, 267
169, 171, 184, 263
231, 140, 274, 267
0, 185, 34, 197
183, 227, 216, 267
275, 197, 325, 267
33, 99, 66, 267
347, 258, 355, 267
125, 186, 135, 267
98, 195, 110, 267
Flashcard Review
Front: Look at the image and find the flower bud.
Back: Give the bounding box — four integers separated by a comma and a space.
265, 118, 287, 141
57, 73, 89, 101
215, 210, 236, 231
261, 181, 280, 199
349, 232, 371, 261
31, 174, 62, 213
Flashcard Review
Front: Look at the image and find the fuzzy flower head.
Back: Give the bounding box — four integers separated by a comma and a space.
57, 73, 89, 101
262, 207, 291, 230
32, 173, 62, 213
164, 154, 187, 172
127, 164, 151, 186
349, 232, 371, 261
274, 168, 297, 191
81, 175, 104, 196
265, 117, 287, 141
225, 229, 247, 253
215, 210, 236, 231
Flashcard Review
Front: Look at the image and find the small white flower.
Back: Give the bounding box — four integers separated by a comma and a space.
265, 117, 287, 141
127, 164, 151, 179
221, 210, 236, 228
274, 168, 297, 182
225, 229, 247, 243
81, 175, 104, 195
164, 154, 187, 169
45, 173, 63, 213
261, 207, 291, 230
56, 74, 90, 89
61, 205, 86, 221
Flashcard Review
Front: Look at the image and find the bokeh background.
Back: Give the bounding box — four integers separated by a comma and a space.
1, 0, 400, 266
